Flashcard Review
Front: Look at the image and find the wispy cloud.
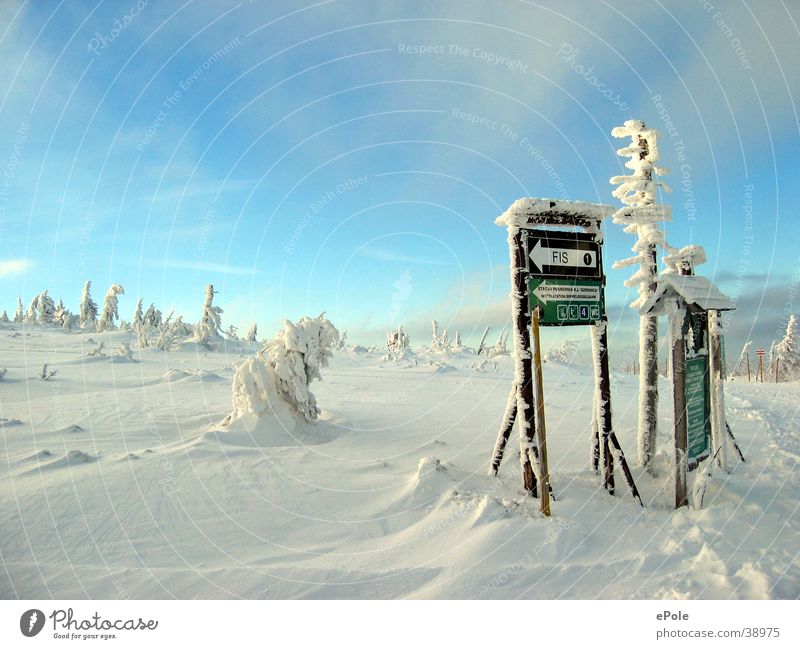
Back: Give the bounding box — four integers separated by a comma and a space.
146, 258, 259, 276
0, 258, 31, 277
358, 244, 451, 267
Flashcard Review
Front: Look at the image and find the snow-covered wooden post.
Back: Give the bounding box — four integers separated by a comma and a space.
610, 120, 671, 474
642, 261, 735, 508
708, 311, 727, 473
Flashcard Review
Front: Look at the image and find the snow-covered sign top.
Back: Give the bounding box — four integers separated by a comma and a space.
640, 274, 736, 316
495, 198, 614, 229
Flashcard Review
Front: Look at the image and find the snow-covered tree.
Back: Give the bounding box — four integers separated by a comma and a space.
228, 314, 339, 422
225, 324, 239, 341
455, 331, 463, 348
387, 325, 409, 352
53, 299, 69, 327
194, 284, 223, 346
245, 322, 258, 342
772, 315, 800, 382
96, 284, 125, 332
143, 303, 162, 328
430, 319, 451, 351
79, 281, 98, 327
13, 297, 24, 323
0, 310, 8, 323
132, 299, 144, 328
37, 291, 56, 325
610, 119, 672, 472
26, 294, 39, 322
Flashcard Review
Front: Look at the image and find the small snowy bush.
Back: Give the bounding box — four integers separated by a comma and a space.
229, 314, 339, 422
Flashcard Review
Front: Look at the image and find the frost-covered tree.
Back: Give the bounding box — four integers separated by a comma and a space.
610, 119, 672, 472
143, 303, 162, 328
96, 284, 125, 332
455, 331, 463, 348
13, 297, 24, 323
485, 330, 510, 359
132, 299, 144, 328
245, 322, 258, 342
228, 314, 340, 422
53, 299, 70, 327
387, 325, 409, 352
194, 284, 223, 345
772, 315, 800, 382
37, 291, 56, 324
26, 294, 39, 322
431, 319, 451, 351
225, 324, 239, 341
79, 281, 98, 327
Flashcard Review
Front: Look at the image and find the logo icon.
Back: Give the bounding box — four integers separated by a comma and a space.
20, 609, 45, 637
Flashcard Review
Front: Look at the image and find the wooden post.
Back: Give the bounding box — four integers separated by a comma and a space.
746, 354, 750, 382
512, 230, 538, 496
775, 358, 780, 383
671, 305, 689, 509
531, 306, 551, 516
708, 311, 728, 473
490, 388, 517, 475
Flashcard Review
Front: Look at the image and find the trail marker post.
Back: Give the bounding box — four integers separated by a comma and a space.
641, 266, 736, 508
490, 199, 642, 513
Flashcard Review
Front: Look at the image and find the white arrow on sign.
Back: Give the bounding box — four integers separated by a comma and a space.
533, 281, 600, 304
530, 239, 596, 272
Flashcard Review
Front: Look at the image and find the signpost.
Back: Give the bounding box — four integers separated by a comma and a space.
490, 199, 642, 515
756, 348, 765, 382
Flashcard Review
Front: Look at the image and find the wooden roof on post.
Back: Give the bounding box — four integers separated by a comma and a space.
495, 198, 615, 230
640, 274, 736, 316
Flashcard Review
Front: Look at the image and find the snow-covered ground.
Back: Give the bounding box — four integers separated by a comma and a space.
1, 324, 797, 599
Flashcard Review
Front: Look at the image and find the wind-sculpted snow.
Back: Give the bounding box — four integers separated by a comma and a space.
0, 322, 798, 599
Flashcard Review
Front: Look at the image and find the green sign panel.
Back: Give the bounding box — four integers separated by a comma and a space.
527, 277, 604, 326
685, 355, 710, 466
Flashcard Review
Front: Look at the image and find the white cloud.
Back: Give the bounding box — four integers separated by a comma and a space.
0, 258, 31, 277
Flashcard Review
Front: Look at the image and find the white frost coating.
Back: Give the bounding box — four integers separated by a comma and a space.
496, 197, 613, 235
640, 274, 736, 316
731, 340, 753, 377
610, 120, 673, 309
708, 310, 728, 474
228, 314, 339, 422
663, 245, 707, 275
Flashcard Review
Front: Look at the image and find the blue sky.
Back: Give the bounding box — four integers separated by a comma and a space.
1, 0, 798, 357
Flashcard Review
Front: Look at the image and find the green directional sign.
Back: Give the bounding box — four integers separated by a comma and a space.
685, 354, 710, 467
527, 277, 604, 326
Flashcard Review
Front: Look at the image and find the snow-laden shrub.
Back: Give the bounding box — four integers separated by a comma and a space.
545, 339, 580, 364
430, 320, 451, 351
485, 331, 510, 359
229, 314, 339, 422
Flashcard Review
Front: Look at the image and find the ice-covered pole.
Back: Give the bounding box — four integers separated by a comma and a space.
610, 120, 672, 474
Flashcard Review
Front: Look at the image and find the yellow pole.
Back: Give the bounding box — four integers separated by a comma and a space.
531, 306, 551, 517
